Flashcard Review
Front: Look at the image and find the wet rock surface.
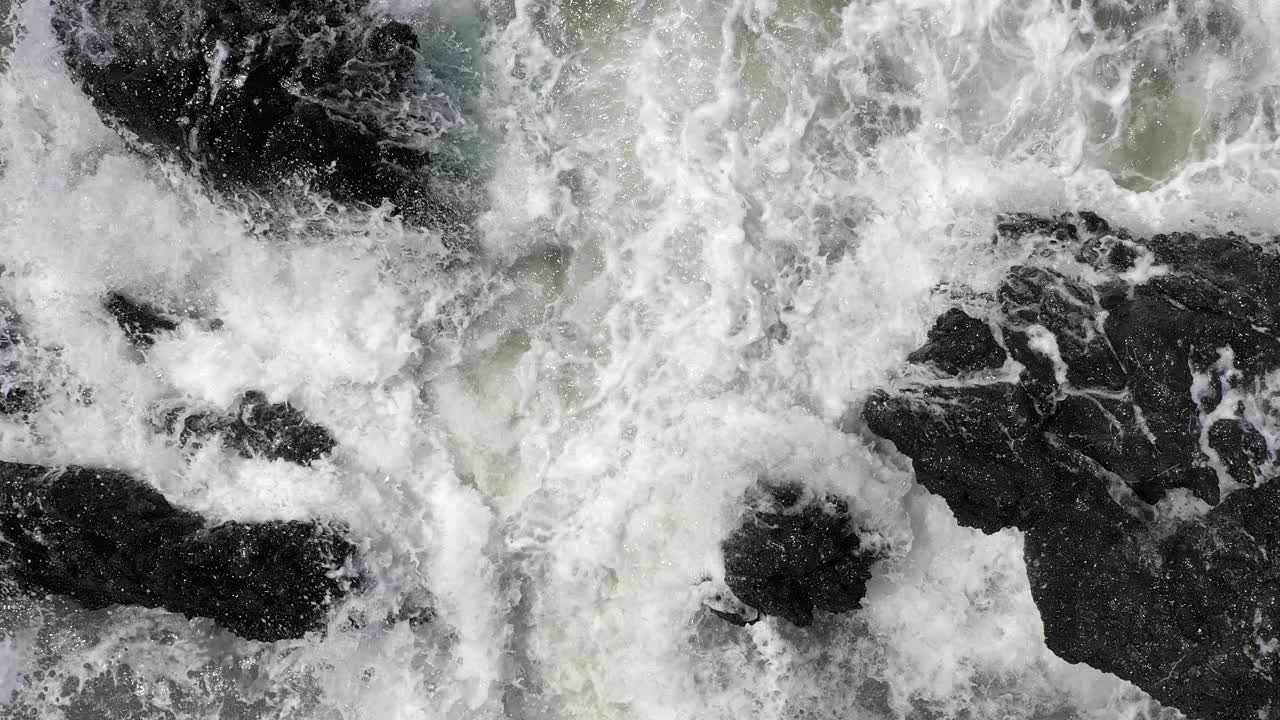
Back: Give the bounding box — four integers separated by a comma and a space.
717, 483, 880, 627
166, 390, 337, 465
861, 213, 1280, 720
105, 292, 180, 348
0, 461, 356, 641
52, 0, 474, 232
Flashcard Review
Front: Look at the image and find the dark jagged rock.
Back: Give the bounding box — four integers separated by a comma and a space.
0, 461, 356, 640
716, 483, 880, 627
906, 308, 1006, 375
1208, 418, 1267, 488
861, 212, 1280, 720
165, 390, 337, 465
1025, 479, 1280, 720
865, 382, 1046, 534
51, 0, 475, 234
105, 292, 179, 348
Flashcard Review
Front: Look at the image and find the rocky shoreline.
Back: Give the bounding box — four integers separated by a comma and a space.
700, 213, 1280, 719
5, 0, 1279, 712
861, 213, 1280, 720
0, 0, 461, 644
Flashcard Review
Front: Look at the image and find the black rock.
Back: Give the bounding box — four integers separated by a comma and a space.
906, 308, 1006, 375
864, 383, 1048, 534
106, 292, 179, 348
861, 212, 1280, 720
166, 391, 337, 466
1207, 418, 1268, 487
1025, 478, 1280, 720
51, 0, 474, 233
0, 461, 356, 640
718, 483, 879, 627
998, 264, 1127, 391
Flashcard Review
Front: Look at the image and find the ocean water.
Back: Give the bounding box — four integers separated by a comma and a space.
1, 0, 1279, 718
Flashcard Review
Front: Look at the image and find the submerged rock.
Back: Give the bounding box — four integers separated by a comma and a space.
861, 213, 1280, 720
105, 292, 180, 348
52, 0, 474, 233
0, 302, 41, 416
0, 461, 356, 641
98, 298, 337, 464
716, 483, 880, 627
0, 294, 89, 418
165, 391, 337, 465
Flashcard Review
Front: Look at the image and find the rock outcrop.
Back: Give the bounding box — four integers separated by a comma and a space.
861, 213, 1280, 720
52, 0, 474, 232
714, 483, 880, 627
0, 461, 357, 641
165, 390, 337, 465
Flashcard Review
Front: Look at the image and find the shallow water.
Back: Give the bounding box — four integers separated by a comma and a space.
2, 0, 1280, 718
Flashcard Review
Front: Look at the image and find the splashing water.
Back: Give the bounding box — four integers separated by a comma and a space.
3, 0, 1280, 718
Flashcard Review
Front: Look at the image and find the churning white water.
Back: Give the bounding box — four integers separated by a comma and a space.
2, 0, 1280, 717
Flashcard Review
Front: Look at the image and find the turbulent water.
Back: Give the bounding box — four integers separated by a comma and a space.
2, 0, 1280, 717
